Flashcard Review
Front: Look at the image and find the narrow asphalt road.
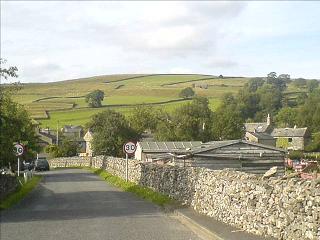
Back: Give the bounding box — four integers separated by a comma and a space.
0, 169, 201, 240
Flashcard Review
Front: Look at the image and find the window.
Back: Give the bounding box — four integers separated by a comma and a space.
288, 138, 293, 142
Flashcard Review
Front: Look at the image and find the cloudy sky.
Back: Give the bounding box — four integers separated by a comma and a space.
1, 1, 319, 83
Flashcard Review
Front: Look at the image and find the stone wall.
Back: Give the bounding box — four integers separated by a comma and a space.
48, 156, 320, 240
0, 175, 18, 201
48, 156, 91, 168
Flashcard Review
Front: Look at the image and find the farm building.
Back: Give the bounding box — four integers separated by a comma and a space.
134, 141, 202, 162
271, 127, 310, 150
174, 140, 286, 175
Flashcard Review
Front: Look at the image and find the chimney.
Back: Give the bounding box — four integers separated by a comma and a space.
267, 114, 271, 126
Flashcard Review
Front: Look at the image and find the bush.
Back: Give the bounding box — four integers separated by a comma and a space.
179, 87, 195, 99
288, 150, 304, 160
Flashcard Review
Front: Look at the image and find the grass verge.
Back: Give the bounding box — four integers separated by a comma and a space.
0, 175, 42, 210
86, 167, 174, 207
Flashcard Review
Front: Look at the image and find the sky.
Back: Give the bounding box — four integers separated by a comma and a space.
1, 1, 320, 83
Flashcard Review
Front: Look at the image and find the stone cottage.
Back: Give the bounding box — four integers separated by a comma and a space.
271, 127, 310, 150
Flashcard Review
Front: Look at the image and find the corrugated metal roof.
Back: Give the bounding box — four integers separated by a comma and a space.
271, 128, 308, 137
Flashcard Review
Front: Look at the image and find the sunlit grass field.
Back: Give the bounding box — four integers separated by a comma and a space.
12, 74, 247, 128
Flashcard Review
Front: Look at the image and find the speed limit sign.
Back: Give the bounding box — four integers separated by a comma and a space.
123, 141, 136, 155
14, 143, 24, 156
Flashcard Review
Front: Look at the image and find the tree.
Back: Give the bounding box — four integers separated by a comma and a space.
129, 105, 161, 134
305, 132, 320, 152
173, 97, 213, 141
86, 110, 139, 157
244, 78, 265, 92
296, 89, 320, 133
278, 74, 291, 83
0, 58, 18, 79
85, 90, 104, 108
212, 101, 244, 140
0, 60, 39, 168
266, 72, 287, 92
257, 84, 282, 116
307, 80, 319, 93
179, 87, 195, 98
45, 138, 80, 157
274, 107, 298, 127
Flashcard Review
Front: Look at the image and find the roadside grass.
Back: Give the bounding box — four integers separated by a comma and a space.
87, 167, 174, 207
0, 175, 42, 210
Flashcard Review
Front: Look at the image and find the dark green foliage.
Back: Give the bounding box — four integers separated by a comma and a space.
0, 61, 40, 168
85, 90, 104, 108
305, 132, 320, 152
256, 84, 282, 116
179, 87, 195, 99
212, 96, 244, 140
275, 107, 298, 128
266, 72, 287, 92
87, 110, 139, 157
45, 138, 80, 157
129, 105, 162, 134
288, 150, 304, 160
296, 90, 320, 133
172, 97, 213, 141
244, 77, 265, 92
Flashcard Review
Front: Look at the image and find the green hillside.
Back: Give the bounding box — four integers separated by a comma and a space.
12, 74, 254, 128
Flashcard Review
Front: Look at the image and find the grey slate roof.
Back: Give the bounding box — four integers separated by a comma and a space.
139, 141, 202, 153
63, 125, 83, 132
249, 132, 275, 140
271, 128, 308, 137
244, 122, 270, 133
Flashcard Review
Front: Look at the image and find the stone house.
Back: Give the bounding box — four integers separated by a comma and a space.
271, 127, 310, 150
134, 141, 202, 162
244, 114, 273, 134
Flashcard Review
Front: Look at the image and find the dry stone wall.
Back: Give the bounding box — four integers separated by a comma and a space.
0, 175, 18, 201
48, 156, 320, 240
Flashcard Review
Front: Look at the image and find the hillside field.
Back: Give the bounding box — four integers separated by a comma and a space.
11, 74, 305, 129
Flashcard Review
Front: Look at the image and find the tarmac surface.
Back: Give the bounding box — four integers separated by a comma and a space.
0, 169, 201, 240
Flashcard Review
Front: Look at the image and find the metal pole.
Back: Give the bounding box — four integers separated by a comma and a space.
18, 157, 20, 177
56, 121, 59, 145
126, 153, 128, 182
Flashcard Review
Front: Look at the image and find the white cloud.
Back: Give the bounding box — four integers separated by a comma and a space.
1, 1, 319, 82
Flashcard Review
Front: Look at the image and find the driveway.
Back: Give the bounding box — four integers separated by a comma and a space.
0, 169, 201, 240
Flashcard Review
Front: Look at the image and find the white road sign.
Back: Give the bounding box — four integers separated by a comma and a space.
123, 141, 136, 155
14, 143, 24, 156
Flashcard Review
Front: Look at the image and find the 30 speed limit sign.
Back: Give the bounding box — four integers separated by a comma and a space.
123, 141, 136, 155
14, 143, 24, 156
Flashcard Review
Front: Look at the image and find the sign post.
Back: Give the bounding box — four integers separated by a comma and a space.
14, 143, 24, 176
123, 141, 137, 182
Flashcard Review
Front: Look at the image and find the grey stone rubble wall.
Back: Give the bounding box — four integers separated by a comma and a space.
48, 156, 320, 240
0, 175, 18, 201
48, 156, 91, 168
